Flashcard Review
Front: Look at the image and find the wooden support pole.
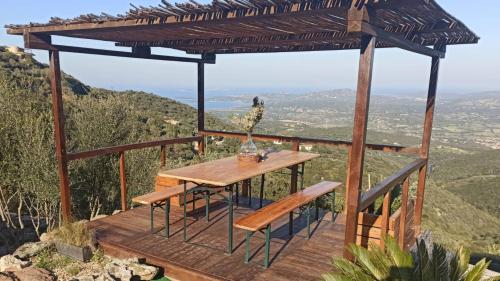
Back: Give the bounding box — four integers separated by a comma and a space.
197, 62, 205, 154
343, 35, 376, 260
399, 177, 410, 249
119, 152, 127, 211
414, 45, 444, 236
290, 140, 300, 194
49, 50, 71, 222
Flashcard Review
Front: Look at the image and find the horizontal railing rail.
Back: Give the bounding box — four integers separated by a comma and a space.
199, 129, 419, 154
359, 158, 426, 211
67, 136, 202, 161
66, 136, 202, 211
357, 157, 426, 249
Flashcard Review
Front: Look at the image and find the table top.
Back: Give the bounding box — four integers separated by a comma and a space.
158, 150, 320, 187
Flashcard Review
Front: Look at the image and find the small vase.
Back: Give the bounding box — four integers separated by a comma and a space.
238, 132, 259, 162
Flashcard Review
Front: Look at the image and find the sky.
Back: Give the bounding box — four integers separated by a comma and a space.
0, 0, 499, 97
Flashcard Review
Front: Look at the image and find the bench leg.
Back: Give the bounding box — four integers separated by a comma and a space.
183, 182, 188, 241
288, 212, 293, 235
331, 191, 336, 222
306, 203, 311, 239
205, 191, 210, 222
259, 174, 265, 209
315, 198, 319, 221
264, 224, 271, 268
165, 198, 170, 238
235, 183, 239, 206
150, 203, 154, 233
248, 179, 252, 207
244, 231, 253, 263
227, 185, 234, 255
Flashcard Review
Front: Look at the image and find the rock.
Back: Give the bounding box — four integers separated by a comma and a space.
105, 262, 133, 281
0, 271, 18, 281
13, 241, 51, 260
0, 255, 30, 272
90, 215, 107, 221
39, 233, 53, 243
13, 267, 55, 281
71, 267, 113, 281
127, 262, 158, 280
111, 210, 121, 215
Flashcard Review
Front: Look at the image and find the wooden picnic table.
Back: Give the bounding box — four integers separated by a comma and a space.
158, 150, 320, 254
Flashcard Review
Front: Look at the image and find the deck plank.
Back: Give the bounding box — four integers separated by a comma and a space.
87, 197, 345, 281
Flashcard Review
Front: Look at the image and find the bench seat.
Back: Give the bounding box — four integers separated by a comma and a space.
132, 182, 197, 205
234, 181, 341, 268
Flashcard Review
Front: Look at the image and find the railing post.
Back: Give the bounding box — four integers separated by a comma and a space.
344, 35, 376, 260
49, 49, 72, 222
119, 151, 127, 211
414, 45, 444, 236
160, 145, 166, 168
380, 191, 391, 249
399, 177, 410, 249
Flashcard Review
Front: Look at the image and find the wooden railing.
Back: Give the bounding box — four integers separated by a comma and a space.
67, 136, 202, 211
199, 129, 419, 154
358, 158, 427, 248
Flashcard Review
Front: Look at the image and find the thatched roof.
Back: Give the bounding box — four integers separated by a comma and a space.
6, 0, 478, 54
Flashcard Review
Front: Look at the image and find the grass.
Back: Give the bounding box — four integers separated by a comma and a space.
35, 248, 73, 271
51, 221, 94, 247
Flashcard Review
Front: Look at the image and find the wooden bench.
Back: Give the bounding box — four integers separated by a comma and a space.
234, 181, 341, 268
132, 182, 211, 238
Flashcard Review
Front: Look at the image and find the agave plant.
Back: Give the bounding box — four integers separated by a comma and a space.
323, 236, 499, 281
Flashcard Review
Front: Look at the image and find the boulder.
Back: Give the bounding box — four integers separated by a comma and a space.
0, 255, 30, 272
111, 210, 121, 215
90, 215, 107, 221
127, 263, 158, 280
71, 267, 113, 281
13, 242, 51, 260
13, 267, 55, 281
105, 262, 132, 281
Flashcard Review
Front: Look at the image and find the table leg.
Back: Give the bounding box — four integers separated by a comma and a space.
183, 181, 187, 241
331, 191, 336, 222
165, 198, 170, 238
315, 198, 319, 221
205, 191, 210, 222
259, 174, 265, 209
264, 224, 271, 268
300, 162, 305, 190
235, 182, 239, 206
227, 185, 234, 255
248, 179, 252, 207
306, 203, 311, 239
288, 212, 293, 235
244, 231, 252, 263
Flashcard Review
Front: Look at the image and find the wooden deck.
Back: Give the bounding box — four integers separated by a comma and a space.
87, 197, 346, 281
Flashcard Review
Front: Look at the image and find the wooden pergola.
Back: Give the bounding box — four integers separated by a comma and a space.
7, 0, 478, 261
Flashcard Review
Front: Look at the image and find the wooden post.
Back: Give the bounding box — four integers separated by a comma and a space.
119, 152, 127, 211
379, 191, 391, 249
197, 62, 205, 154
414, 45, 444, 236
399, 177, 410, 248
49, 50, 71, 222
343, 36, 376, 260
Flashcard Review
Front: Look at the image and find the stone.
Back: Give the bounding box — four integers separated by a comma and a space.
13, 241, 51, 260
71, 267, 113, 281
127, 263, 158, 280
0, 255, 30, 272
105, 262, 132, 281
39, 233, 53, 243
13, 267, 55, 281
112, 210, 121, 215
0, 271, 18, 281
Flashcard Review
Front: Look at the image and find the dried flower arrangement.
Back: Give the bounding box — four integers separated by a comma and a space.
232, 96, 265, 133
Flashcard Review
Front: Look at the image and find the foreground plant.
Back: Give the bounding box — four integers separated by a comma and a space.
323, 236, 499, 281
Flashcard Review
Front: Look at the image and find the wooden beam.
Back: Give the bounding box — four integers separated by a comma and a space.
347, 6, 446, 58
343, 35, 376, 260
67, 136, 201, 161
49, 50, 71, 221
414, 45, 444, 235
29, 44, 215, 64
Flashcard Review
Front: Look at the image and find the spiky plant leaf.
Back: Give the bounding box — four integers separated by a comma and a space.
384, 236, 414, 281
463, 259, 491, 281
413, 239, 433, 281
323, 258, 375, 281
483, 276, 500, 281
431, 243, 450, 281
349, 243, 391, 280
448, 251, 462, 281
458, 247, 471, 275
